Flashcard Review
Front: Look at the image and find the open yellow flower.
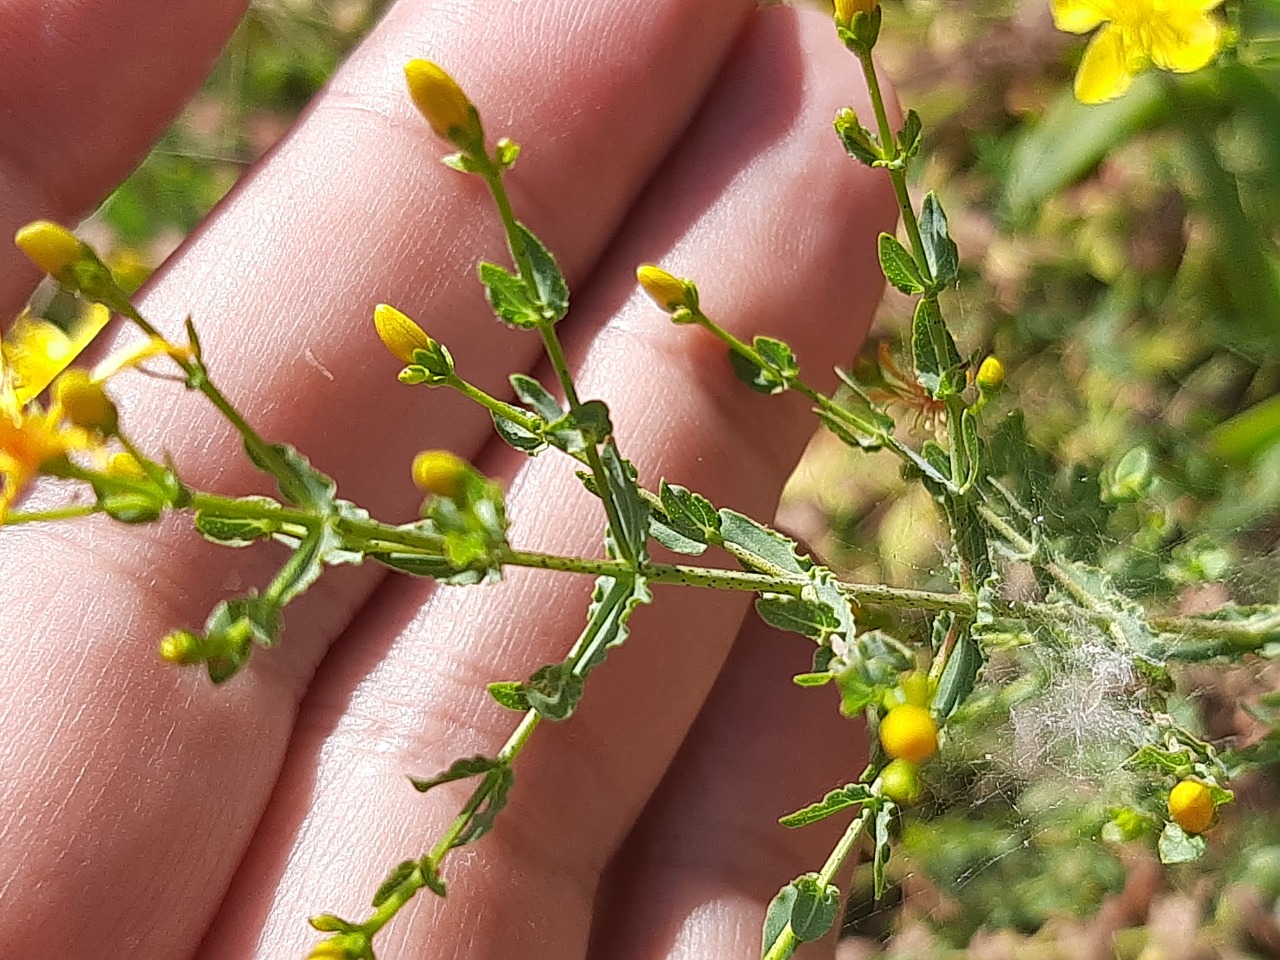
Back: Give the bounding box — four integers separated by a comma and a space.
0, 305, 111, 520
1053, 0, 1225, 104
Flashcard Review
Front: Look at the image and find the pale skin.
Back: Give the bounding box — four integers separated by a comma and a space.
0, 0, 895, 956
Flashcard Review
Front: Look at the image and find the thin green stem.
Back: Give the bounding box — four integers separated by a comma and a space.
762, 806, 874, 960
856, 50, 928, 281
446, 375, 544, 435
4, 504, 100, 524
478, 154, 637, 566
480, 164, 537, 286
115, 302, 296, 494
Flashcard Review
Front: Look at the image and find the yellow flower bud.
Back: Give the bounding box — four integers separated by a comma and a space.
835, 0, 879, 26
635, 264, 698, 314
158, 630, 202, 665
879, 704, 938, 763
106, 452, 149, 481
1168, 778, 1215, 835
14, 220, 83, 277
53, 370, 118, 435
404, 60, 482, 149
412, 450, 470, 499
373, 303, 436, 365
976, 355, 1005, 393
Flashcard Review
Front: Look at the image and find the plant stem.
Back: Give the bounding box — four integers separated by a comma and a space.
115, 303, 298, 496
856, 50, 928, 281
762, 805, 873, 960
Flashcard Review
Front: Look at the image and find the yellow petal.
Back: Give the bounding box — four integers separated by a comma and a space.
1149, 13, 1222, 72
1074, 25, 1137, 104
14, 220, 83, 277
1052, 0, 1113, 34
373, 303, 435, 365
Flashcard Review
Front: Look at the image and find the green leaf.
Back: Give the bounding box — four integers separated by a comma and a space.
513, 222, 569, 323
898, 109, 923, 158
729, 336, 799, 395
487, 681, 529, 711
509, 374, 563, 421
573, 571, 653, 679
756, 594, 842, 642
754, 336, 799, 382
761, 883, 799, 960
833, 107, 880, 167
99, 491, 163, 524
478, 261, 541, 329
408, 755, 503, 793
1126, 744, 1194, 776
1158, 821, 1207, 864
598, 443, 649, 564
658, 481, 721, 546
492, 411, 547, 455
523, 662, 585, 722
456, 764, 515, 847
729, 347, 788, 395
408, 339, 455, 383
371, 860, 419, 908
779, 784, 872, 828
648, 518, 707, 556
263, 523, 333, 609
495, 138, 521, 168
245, 442, 337, 512
790, 873, 840, 942
1209, 390, 1280, 463
569, 399, 612, 445
545, 400, 613, 455
1050, 561, 1167, 662
719, 510, 811, 576
959, 408, 982, 492
873, 801, 895, 899
910, 297, 963, 399
834, 630, 914, 716
792, 672, 834, 687
933, 620, 983, 720
201, 593, 282, 683
918, 192, 959, 288
877, 233, 926, 295
309, 914, 358, 933
195, 497, 281, 546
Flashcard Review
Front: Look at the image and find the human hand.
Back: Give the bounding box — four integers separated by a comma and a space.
0, 0, 894, 956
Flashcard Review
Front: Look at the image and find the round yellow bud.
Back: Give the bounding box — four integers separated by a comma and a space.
53, 370, 118, 435
1168, 779, 1215, 835
880, 757, 923, 805
158, 630, 202, 665
635, 264, 697, 313
879, 704, 938, 763
404, 60, 481, 148
14, 220, 83, 277
374, 303, 436, 365
412, 450, 470, 499
976, 355, 1006, 393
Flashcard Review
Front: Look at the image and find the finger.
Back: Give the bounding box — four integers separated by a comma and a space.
0, 1, 765, 955
0, 0, 251, 313
587, 612, 864, 960
198, 7, 894, 956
